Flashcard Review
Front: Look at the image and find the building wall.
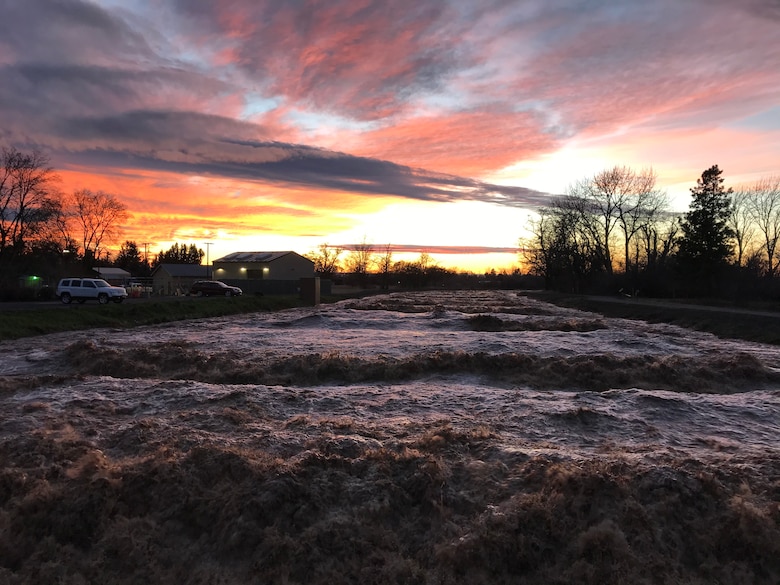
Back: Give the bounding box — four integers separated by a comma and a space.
152, 274, 183, 296
213, 253, 314, 281
151, 264, 211, 295
152, 274, 204, 295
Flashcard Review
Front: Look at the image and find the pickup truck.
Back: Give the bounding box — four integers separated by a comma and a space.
126, 281, 154, 296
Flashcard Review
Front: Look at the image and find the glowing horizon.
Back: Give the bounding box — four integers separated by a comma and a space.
2, 0, 779, 273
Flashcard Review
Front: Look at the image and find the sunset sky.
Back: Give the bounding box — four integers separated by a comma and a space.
2, 0, 779, 272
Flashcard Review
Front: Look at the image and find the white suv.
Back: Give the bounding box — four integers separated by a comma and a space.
56, 278, 128, 304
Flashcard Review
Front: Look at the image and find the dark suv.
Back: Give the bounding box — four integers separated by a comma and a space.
188, 280, 243, 297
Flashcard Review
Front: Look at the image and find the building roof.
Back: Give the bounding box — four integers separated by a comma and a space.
151, 264, 211, 278
213, 251, 310, 263
93, 267, 131, 278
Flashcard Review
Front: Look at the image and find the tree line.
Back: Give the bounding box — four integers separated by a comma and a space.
112, 241, 205, 277
306, 240, 537, 292
521, 164, 780, 299
0, 147, 130, 284
305, 241, 459, 290
308, 164, 780, 300
0, 146, 204, 294
6, 143, 777, 301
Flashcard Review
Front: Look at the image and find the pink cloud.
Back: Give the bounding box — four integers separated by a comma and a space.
353, 108, 557, 176
504, 2, 780, 138
178, 0, 466, 120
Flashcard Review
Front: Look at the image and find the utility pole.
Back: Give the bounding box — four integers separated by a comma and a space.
204, 242, 213, 279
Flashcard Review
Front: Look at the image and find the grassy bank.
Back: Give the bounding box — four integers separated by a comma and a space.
523, 291, 780, 345
0, 295, 318, 341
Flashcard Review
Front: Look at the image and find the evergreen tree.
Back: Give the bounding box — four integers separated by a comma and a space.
152, 242, 204, 267
676, 165, 734, 293
115, 240, 150, 275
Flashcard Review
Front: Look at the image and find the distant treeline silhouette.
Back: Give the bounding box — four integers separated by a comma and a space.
519, 165, 780, 300
2, 144, 778, 302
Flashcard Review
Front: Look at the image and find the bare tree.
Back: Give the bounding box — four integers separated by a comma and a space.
377, 244, 393, 289
67, 189, 129, 262
307, 243, 343, 277
588, 166, 663, 275
524, 170, 679, 294
417, 252, 434, 272
746, 176, 780, 276
729, 187, 758, 267
638, 212, 679, 272
345, 238, 374, 273
523, 197, 598, 292
568, 176, 616, 277
0, 147, 59, 257
615, 170, 666, 274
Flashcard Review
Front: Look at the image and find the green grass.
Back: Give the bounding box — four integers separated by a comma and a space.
0, 295, 320, 340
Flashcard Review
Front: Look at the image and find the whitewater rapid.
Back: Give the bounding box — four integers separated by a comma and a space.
2, 290, 779, 464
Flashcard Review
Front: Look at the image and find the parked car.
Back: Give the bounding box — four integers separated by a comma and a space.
126, 281, 154, 297
188, 280, 243, 297
56, 278, 128, 304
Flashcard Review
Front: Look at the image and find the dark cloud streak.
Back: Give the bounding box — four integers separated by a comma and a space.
47, 110, 551, 209
0, 0, 155, 65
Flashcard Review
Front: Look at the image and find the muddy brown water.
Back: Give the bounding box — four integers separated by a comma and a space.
1, 290, 778, 584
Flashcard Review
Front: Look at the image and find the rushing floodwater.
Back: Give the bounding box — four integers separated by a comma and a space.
3, 289, 779, 462
1, 290, 779, 584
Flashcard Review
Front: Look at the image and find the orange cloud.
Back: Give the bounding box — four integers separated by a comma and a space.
55, 165, 366, 253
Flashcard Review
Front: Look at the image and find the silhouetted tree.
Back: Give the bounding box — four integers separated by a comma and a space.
636, 213, 679, 294
66, 189, 129, 264
564, 166, 666, 280
395, 252, 448, 289
344, 237, 374, 287
522, 197, 598, 292
378, 244, 393, 290
393, 260, 420, 288
729, 187, 757, 268
567, 175, 617, 277
610, 168, 667, 275
746, 175, 780, 277
115, 240, 150, 276
306, 243, 342, 277
153, 243, 204, 266
522, 172, 680, 295
676, 165, 735, 294
0, 147, 60, 278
